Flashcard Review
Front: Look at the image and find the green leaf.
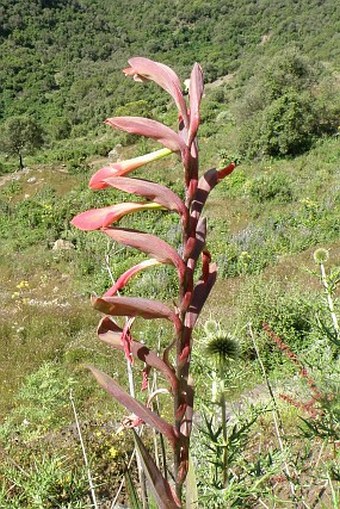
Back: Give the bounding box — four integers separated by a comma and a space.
132, 430, 181, 509
124, 468, 142, 509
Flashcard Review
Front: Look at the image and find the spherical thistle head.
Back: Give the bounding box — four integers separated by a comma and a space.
206, 333, 240, 364
313, 248, 329, 264
203, 319, 220, 337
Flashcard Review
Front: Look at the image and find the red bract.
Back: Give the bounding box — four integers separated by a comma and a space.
187, 63, 204, 147
103, 176, 187, 219
102, 228, 186, 279
103, 258, 161, 297
124, 56, 189, 129
105, 117, 186, 154
71, 202, 161, 230
71, 57, 237, 504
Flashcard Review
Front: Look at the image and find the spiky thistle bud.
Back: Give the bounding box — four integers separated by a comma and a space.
203, 319, 220, 337
313, 248, 329, 264
206, 333, 240, 364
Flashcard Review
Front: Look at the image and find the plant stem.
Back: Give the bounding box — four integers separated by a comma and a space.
219, 359, 228, 488
319, 262, 339, 339
248, 323, 299, 508
69, 390, 99, 509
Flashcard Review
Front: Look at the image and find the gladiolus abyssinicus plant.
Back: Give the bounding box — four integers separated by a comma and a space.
71, 56, 236, 506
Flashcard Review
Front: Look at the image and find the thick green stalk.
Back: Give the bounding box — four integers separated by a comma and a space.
319, 262, 339, 339
219, 359, 228, 488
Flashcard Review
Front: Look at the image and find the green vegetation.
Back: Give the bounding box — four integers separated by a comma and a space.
234, 48, 339, 158
0, 0, 339, 506
1, 116, 44, 170
1, 0, 339, 142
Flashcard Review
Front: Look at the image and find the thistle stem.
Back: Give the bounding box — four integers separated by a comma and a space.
219, 359, 228, 488
248, 323, 299, 508
319, 262, 339, 339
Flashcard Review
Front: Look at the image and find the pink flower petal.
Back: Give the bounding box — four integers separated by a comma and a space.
105, 117, 186, 154
71, 202, 161, 231
124, 56, 189, 127
89, 148, 172, 190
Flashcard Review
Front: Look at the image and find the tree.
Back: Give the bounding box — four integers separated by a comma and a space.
1, 116, 44, 170
235, 48, 339, 158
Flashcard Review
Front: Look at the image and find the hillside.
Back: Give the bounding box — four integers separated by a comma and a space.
1, 0, 340, 137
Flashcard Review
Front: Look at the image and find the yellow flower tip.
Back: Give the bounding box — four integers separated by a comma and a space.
16, 280, 29, 289
108, 446, 118, 458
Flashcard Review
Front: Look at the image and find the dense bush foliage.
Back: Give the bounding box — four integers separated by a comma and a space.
0, 0, 339, 144
235, 48, 340, 157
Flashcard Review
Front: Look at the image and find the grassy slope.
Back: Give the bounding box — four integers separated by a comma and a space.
0, 131, 339, 504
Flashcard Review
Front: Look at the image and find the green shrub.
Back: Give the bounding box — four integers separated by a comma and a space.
0, 454, 89, 508
249, 172, 293, 203
235, 48, 340, 158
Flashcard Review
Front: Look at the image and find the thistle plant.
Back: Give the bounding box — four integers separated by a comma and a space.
205, 323, 240, 488
313, 248, 340, 348
71, 57, 236, 506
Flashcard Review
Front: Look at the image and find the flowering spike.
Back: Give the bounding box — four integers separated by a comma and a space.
72, 57, 238, 502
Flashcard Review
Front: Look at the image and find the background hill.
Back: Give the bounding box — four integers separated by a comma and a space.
1, 0, 339, 138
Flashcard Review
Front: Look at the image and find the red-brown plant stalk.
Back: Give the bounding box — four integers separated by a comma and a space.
72, 57, 236, 506
263, 323, 323, 418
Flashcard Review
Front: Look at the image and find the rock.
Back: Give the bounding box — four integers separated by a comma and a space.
52, 239, 75, 251
27, 177, 36, 184
108, 143, 123, 161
